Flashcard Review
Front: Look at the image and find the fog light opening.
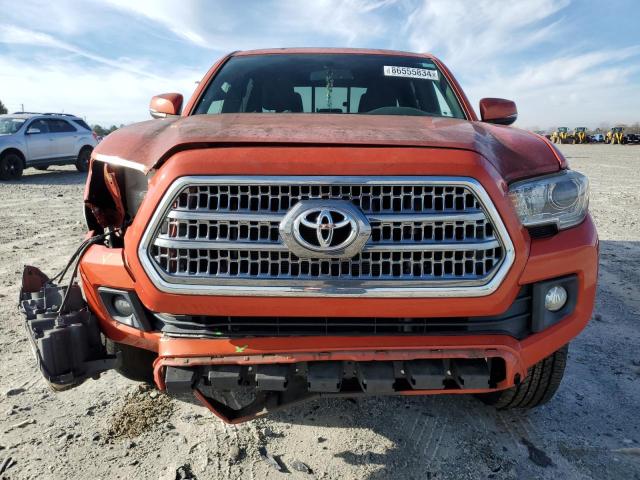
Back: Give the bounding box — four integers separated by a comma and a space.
112, 295, 134, 317
544, 285, 567, 312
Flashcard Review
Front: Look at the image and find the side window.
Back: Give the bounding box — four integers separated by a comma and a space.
349, 87, 367, 113
294, 87, 312, 113
44, 120, 60, 133
207, 100, 224, 114
27, 119, 49, 134
442, 83, 465, 119
47, 119, 77, 133
204, 81, 233, 114
432, 84, 453, 117
72, 119, 92, 131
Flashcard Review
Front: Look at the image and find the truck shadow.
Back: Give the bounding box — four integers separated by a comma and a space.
268, 394, 536, 478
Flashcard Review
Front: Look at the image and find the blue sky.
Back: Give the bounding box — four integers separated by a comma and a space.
1, 0, 638, 129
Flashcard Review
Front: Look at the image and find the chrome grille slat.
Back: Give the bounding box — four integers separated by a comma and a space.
166, 210, 487, 223
159, 218, 495, 245
139, 176, 515, 297
166, 210, 284, 222
173, 183, 481, 214
153, 237, 501, 252
151, 248, 503, 280
367, 212, 486, 223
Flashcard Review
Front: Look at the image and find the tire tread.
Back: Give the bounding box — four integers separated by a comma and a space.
478, 344, 568, 410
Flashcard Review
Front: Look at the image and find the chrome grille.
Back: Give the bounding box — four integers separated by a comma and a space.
140, 176, 514, 297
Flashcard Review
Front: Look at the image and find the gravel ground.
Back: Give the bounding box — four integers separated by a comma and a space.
1, 144, 639, 480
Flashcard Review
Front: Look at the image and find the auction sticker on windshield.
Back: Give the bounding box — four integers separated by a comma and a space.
383, 66, 439, 81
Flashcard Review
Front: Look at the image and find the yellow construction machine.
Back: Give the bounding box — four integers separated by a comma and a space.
605, 127, 626, 145
572, 127, 589, 144
550, 127, 570, 144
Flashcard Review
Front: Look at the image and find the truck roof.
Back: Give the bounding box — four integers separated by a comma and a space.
232, 47, 435, 59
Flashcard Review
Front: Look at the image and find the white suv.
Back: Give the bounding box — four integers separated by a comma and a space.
0, 113, 98, 180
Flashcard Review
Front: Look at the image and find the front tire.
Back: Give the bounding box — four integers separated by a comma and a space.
75, 147, 92, 172
478, 344, 568, 410
0, 152, 24, 181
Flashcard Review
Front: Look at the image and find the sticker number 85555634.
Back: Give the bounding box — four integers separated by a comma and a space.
383, 66, 439, 81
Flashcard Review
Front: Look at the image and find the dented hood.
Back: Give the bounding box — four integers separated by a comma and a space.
93, 114, 563, 182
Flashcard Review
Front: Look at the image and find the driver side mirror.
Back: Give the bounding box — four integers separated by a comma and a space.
149, 93, 183, 119
479, 98, 517, 125
26, 127, 41, 134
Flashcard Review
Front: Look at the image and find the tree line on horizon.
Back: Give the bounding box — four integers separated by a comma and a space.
92, 124, 124, 137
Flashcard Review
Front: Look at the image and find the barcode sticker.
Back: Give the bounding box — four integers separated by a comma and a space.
383, 65, 439, 81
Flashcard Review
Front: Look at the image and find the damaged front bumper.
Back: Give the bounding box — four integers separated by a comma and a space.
155, 347, 524, 423
19, 266, 118, 391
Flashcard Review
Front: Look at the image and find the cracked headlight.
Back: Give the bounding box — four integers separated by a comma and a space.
509, 170, 589, 230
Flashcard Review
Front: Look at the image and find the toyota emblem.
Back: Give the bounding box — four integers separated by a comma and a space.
279, 200, 371, 259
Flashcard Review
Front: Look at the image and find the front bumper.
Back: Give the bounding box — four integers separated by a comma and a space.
20, 220, 597, 421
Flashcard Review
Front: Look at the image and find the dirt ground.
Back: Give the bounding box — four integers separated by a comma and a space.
1, 144, 639, 480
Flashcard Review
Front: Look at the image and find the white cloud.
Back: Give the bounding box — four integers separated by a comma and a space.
400, 0, 640, 127
463, 49, 640, 128
0, 55, 201, 125
103, 0, 212, 48
404, 0, 569, 69
274, 0, 396, 45
0, 25, 160, 79
103, 0, 396, 50
507, 47, 640, 90
0, 0, 97, 36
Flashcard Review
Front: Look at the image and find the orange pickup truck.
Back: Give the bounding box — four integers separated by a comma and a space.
20, 48, 597, 423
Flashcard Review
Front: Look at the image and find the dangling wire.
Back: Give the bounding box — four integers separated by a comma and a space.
54, 229, 119, 325
51, 234, 104, 283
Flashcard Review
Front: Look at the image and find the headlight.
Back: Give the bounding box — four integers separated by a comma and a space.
509, 170, 589, 230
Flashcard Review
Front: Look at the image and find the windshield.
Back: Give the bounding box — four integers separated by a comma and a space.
193, 54, 466, 118
0, 117, 26, 135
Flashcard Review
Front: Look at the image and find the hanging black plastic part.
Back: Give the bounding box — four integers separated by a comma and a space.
19, 233, 120, 391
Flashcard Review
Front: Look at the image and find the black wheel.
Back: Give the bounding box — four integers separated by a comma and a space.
0, 152, 24, 180
106, 339, 156, 384
477, 344, 568, 410
35, 165, 49, 171
75, 147, 92, 172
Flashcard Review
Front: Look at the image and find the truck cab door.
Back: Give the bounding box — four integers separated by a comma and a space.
24, 119, 55, 162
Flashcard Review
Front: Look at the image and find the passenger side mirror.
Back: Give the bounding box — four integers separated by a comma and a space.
149, 93, 183, 119
26, 127, 41, 134
479, 98, 517, 125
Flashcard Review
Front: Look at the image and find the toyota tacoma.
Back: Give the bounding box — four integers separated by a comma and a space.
20, 48, 597, 423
